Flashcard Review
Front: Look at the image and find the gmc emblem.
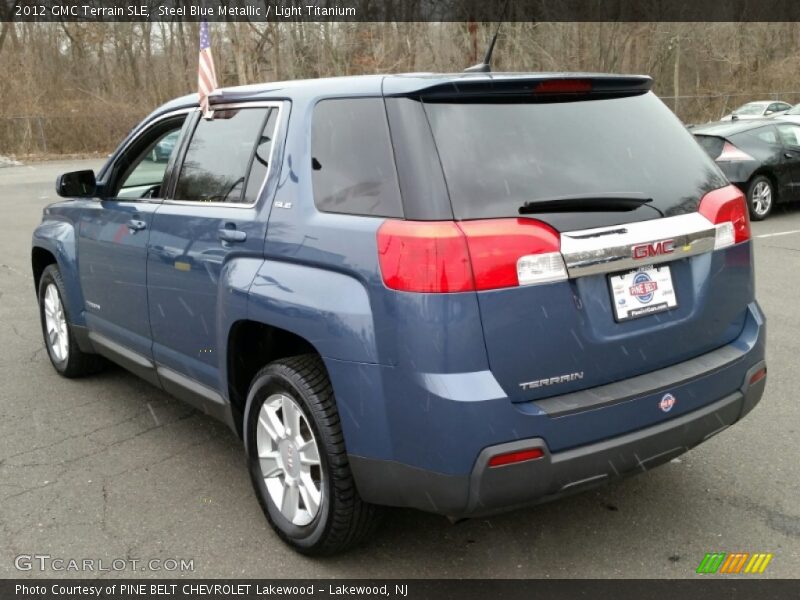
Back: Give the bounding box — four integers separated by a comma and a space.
632, 240, 675, 260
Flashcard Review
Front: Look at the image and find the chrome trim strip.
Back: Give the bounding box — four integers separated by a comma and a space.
560, 212, 716, 278
534, 341, 746, 416
163, 101, 285, 209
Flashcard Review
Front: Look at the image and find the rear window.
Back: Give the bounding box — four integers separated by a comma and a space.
735, 103, 767, 115
311, 98, 403, 218
694, 134, 725, 159
422, 93, 727, 220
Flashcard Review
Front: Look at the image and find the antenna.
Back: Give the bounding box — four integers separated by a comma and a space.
464, 0, 510, 73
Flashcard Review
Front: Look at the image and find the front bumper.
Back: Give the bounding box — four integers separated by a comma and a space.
349, 362, 766, 518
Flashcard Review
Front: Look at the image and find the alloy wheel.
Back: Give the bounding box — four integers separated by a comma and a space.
43, 283, 69, 362
750, 180, 772, 217
256, 393, 323, 526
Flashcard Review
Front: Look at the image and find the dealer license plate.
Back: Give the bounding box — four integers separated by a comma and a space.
609, 264, 678, 322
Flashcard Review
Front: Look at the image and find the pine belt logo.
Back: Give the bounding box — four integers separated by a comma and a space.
696, 552, 774, 574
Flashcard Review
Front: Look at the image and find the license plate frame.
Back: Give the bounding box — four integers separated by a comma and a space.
608, 264, 678, 322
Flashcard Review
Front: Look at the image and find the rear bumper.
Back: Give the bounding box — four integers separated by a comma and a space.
349, 361, 766, 518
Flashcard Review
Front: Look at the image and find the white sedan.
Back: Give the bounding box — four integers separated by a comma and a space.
720, 100, 792, 121
775, 103, 800, 125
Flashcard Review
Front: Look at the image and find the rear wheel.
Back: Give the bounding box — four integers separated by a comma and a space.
747, 175, 774, 221
245, 355, 382, 555
37, 265, 105, 377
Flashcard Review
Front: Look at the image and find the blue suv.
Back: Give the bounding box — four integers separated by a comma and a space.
32, 73, 767, 555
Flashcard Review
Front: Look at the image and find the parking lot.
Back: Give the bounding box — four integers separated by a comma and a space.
1, 159, 799, 578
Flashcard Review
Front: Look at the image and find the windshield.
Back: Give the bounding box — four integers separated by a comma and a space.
421, 92, 726, 220
734, 103, 768, 115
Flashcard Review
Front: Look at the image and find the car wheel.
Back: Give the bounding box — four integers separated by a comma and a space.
246, 354, 382, 555
747, 175, 774, 221
38, 265, 105, 377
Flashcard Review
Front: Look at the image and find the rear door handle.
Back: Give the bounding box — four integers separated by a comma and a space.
785, 152, 795, 159
218, 228, 246, 243
128, 219, 147, 232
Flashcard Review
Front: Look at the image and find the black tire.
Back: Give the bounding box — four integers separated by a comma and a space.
747, 174, 774, 221
245, 354, 382, 555
37, 264, 105, 378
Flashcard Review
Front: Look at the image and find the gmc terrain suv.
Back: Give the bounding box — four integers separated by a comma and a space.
32, 73, 767, 555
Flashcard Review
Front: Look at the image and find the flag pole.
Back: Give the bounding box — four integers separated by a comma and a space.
197, 19, 219, 119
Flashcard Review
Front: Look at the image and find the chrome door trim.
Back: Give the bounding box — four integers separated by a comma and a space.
560, 212, 716, 278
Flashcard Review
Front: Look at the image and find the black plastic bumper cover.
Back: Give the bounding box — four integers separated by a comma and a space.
349, 360, 766, 518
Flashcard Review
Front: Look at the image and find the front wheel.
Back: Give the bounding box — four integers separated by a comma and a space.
747, 175, 774, 221
37, 265, 105, 377
246, 355, 382, 555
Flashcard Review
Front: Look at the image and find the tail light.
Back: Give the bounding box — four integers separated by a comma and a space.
717, 141, 754, 162
377, 218, 567, 293
698, 184, 751, 249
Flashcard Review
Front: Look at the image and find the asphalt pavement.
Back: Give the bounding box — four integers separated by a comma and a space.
1, 159, 798, 578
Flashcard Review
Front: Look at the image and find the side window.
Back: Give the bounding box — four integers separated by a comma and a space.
777, 124, 800, 148
241, 109, 278, 206
311, 98, 403, 217
751, 126, 779, 145
114, 120, 186, 200
173, 107, 272, 204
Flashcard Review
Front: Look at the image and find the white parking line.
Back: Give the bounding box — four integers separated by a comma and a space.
755, 229, 800, 239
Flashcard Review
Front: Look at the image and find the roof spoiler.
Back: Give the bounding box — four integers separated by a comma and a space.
387, 75, 653, 101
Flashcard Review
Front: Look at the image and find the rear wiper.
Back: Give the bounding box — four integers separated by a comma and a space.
519, 193, 654, 214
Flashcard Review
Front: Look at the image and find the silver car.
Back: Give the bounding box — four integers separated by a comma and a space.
775, 103, 800, 125
720, 100, 792, 121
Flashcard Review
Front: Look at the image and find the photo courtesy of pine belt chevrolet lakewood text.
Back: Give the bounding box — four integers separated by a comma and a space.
31, 72, 767, 555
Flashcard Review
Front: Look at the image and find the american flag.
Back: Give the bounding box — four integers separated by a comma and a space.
197, 20, 218, 115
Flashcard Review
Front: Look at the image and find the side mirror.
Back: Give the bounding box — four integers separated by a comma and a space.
765, 110, 774, 116
56, 170, 97, 198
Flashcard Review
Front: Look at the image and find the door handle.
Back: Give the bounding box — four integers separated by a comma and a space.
128, 219, 147, 232
784, 152, 795, 159
218, 228, 246, 243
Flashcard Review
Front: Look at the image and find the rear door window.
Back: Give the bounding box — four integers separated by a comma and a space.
311, 98, 403, 218
421, 93, 727, 220
173, 107, 273, 204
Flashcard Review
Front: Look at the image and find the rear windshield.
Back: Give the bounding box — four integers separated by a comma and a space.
734, 103, 767, 115
422, 93, 726, 220
694, 134, 725, 159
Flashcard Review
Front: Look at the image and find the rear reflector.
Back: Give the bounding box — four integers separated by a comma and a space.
717, 141, 754, 162
749, 367, 767, 385
377, 218, 567, 293
698, 185, 751, 249
488, 447, 545, 468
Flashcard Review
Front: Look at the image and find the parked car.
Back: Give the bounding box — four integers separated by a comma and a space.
150, 129, 179, 162
693, 118, 800, 220
775, 103, 800, 125
32, 73, 766, 555
720, 100, 792, 121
